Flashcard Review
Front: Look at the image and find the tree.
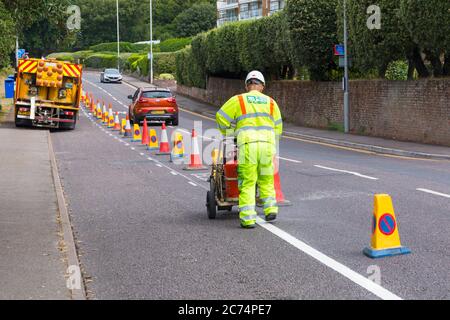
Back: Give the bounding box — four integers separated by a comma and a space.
0, 1, 15, 68
338, 0, 410, 78
399, 0, 450, 77
3, 0, 75, 57
173, 3, 216, 37
286, 0, 339, 81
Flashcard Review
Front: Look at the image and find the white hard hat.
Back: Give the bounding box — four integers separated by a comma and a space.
245, 70, 265, 85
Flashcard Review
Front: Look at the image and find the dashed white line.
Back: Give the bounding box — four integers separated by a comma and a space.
188, 181, 197, 187
278, 156, 302, 164
416, 188, 450, 199
314, 165, 378, 180
155, 164, 162, 167
139, 152, 145, 156
170, 171, 178, 176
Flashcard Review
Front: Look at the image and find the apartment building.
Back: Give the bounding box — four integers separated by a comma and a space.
217, 0, 285, 26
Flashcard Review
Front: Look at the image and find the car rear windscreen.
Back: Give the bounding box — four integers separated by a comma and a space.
142, 91, 172, 99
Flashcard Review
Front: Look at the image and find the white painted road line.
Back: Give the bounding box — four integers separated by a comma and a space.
314, 165, 379, 180
416, 188, 450, 199
278, 156, 302, 164
256, 218, 402, 300
188, 181, 197, 187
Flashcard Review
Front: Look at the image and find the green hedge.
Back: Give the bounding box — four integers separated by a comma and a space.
176, 12, 295, 87
159, 38, 192, 52
176, 46, 206, 88
46, 52, 76, 63
90, 42, 136, 53
127, 52, 177, 77
84, 53, 118, 69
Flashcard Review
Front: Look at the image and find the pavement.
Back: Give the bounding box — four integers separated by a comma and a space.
0, 112, 70, 299
122, 74, 450, 160
47, 70, 450, 300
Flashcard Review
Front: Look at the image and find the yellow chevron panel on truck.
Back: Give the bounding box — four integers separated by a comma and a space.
63, 64, 82, 78
18, 59, 38, 73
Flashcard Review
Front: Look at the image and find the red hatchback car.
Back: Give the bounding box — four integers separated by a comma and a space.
128, 87, 179, 126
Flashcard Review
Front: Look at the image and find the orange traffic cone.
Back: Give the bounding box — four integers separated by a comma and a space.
141, 118, 150, 145
273, 156, 291, 206
113, 112, 121, 131
184, 129, 207, 170
156, 122, 171, 155
123, 114, 132, 138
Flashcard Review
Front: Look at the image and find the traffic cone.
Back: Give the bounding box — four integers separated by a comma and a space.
273, 156, 291, 206
131, 124, 142, 142
89, 100, 94, 113
102, 103, 107, 124
363, 194, 411, 259
120, 118, 126, 135
108, 105, 114, 128
96, 100, 102, 120
147, 128, 159, 151
156, 123, 171, 155
184, 129, 207, 170
141, 118, 150, 145
103, 111, 109, 126
113, 112, 121, 131
170, 132, 185, 162
91, 101, 97, 117
123, 114, 132, 138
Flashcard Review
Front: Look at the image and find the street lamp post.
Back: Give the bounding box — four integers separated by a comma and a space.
116, 0, 120, 71
343, 0, 350, 133
149, 0, 154, 84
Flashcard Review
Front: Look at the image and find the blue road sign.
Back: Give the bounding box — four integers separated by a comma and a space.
334, 44, 345, 56
17, 49, 26, 59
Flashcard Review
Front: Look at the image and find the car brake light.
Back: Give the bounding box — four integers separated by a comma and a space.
167, 97, 176, 103
64, 111, 74, 116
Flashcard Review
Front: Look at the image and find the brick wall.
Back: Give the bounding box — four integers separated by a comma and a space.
177, 77, 450, 146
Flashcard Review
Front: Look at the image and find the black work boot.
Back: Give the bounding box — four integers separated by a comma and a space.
265, 213, 277, 222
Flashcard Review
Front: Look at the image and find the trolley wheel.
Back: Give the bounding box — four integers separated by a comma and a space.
206, 191, 217, 219
206, 180, 217, 219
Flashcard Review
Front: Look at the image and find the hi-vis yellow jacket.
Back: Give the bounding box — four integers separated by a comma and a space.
216, 90, 283, 146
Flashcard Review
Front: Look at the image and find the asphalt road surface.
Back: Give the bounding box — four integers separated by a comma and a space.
50, 71, 450, 300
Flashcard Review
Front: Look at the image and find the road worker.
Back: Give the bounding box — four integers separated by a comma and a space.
216, 71, 283, 229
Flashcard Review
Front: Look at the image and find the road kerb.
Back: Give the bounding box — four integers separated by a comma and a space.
48, 131, 86, 300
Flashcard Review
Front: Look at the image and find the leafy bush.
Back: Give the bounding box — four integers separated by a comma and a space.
159, 38, 192, 52
157, 73, 175, 80
385, 60, 408, 80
